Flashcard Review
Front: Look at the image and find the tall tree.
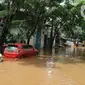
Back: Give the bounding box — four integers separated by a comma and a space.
0, 0, 25, 53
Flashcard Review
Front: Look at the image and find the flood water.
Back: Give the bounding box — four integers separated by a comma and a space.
40, 46, 85, 59
54, 46, 85, 60
0, 46, 85, 85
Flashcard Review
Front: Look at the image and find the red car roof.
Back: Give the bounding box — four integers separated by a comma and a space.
7, 43, 33, 47
7, 43, 24, 47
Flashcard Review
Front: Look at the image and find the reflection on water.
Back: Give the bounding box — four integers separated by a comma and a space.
56, 46, 85, 59
40, 46, 85, 85
45, 57, 54, 85
46, 57, 54, 76
40, 46, 85, 60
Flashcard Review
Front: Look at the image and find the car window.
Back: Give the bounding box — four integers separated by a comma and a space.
6, 45, 18, 51
21, 45, 33, 49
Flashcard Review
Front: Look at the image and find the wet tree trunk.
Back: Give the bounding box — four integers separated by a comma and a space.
27, 37, 30, 44
55, 31, 60, 53
48, 37, 54, 54
48, 20, 54, 54
0, 39, 4, 54
27, 27, 36, 44
43, 34, 48, 54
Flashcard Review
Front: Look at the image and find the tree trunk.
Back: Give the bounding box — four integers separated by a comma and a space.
27, 37, 30, 44
48, 20, 54, 54
48, 37, 54, 54
0, 39, 4, 54
43, 34, 48, 54
55, 31, 60, 53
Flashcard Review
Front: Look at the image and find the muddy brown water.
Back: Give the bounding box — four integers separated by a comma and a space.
1, 47, 85, 85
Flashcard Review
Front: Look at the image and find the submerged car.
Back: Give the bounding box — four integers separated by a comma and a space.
4, 43, 38, 58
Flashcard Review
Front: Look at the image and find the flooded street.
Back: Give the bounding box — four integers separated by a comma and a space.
1, 47, 85, 85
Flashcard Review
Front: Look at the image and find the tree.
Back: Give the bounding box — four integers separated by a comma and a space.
0, 0, 25, 53
42, 0, 85, 53
0, 0, 84, 54
22, 0, 47, 44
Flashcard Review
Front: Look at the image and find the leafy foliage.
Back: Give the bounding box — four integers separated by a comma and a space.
0, 0, 85, 50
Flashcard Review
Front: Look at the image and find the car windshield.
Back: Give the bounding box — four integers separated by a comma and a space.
6, 45, 18, 51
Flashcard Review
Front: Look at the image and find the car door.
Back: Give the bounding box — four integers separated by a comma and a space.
21, 45, 30, 57
26, 45, 35, 56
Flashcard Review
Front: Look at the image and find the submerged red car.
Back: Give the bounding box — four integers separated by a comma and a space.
4, 43, 38, 58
